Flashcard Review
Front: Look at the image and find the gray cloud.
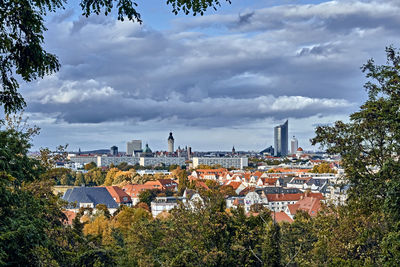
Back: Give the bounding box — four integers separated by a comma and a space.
19, 0, 400, 149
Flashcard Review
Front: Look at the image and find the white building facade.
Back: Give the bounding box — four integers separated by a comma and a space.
192, 157, 248, 169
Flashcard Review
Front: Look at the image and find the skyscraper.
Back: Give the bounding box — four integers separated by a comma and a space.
110, 146, 118, 156
127, 140, 142, 156
291, 136, 298, 154
168, 132, 174, 153
274, 120, 288, 157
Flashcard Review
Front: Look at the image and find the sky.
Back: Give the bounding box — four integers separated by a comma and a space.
17, 0, 400, 152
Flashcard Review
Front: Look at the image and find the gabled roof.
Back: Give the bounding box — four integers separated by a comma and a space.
105, 186, 132, 204
123, 184, 156, 197
267, 193, 303, 202
272, 211, 294, 223
62, 187, 118, 209
194, 180, 209, 190
227, 181, 243, 190
287, 196, 323, 217
260, 178, 278, 186
62, 210, 77, 225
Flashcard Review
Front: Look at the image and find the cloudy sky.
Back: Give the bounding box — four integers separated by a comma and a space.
19, 0, 400, 152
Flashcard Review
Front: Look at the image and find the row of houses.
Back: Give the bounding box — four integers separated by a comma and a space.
61, 168, 348, 223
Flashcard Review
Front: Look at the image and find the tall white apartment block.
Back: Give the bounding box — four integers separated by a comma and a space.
192, 157, 248, 169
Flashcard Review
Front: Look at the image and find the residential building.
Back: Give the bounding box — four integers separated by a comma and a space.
190, 168, 228, 180
97, 156, 140, 167
139, 156, 185, 167
105, 186, 132, 206
68, 155, 97, 165
123, 184, 156, 206
226, 196, 245, 209
62, 187, 119, 214
286, 194, 324, 219
150, 190, 203, 217
192, 157, 248, 169
143, 179, 178, 191
274, 120, 288, 157
240, 189, 322, 213
272, 211, 294, 223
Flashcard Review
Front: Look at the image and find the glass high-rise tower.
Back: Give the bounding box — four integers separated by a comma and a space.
274, 120, 288, 157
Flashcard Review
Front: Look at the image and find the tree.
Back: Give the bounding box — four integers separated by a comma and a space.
0, 120, 91, 266
172, 167, 189, 194
84, 161, 97, 170
104, 167, 119, 185
0, 0, 231, 113
310, 162, 336, 174
138, 189, 161, 207
262, 221, 281, 267
74, 171, 86, 186
84, 167, 105, 185
311, 46, 400, 264
311, 46, 400, 214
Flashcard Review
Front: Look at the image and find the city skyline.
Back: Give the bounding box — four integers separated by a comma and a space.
16, 0, 400, 151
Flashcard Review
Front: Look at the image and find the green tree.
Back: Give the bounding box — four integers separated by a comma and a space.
262, 221, 281, 267
311, 46, 400, 215
84, 167, 105, 185
0, 120, 91, 266
74, 171, 86, 186
172, 167, 189, 194
311, 46, 400, 264
138, 189, 161, 207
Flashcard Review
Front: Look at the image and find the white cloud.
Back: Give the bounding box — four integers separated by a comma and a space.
19, 0, 400, 149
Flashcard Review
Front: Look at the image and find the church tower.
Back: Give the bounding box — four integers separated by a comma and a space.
168, 132, 174, 153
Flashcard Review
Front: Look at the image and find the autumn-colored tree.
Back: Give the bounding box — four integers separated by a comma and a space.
310, 162, 336, 174
172, 167, 189, 194
74, 172, 85, 186
104, 167, 119, 186
84, 162, 97, 170
84, 168, 105, 185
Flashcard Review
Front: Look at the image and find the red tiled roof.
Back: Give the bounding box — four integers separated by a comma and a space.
62, 210, 77, 225
123, 184, 155, 197
261, 178, 278, 186
227, 181, 243, 190
287, 196, 322, 217
287, 204, 300, 215
273, 211, 294, 223
267, 193, 303, 202
105, 186, 132, 204
195, 181, 209, 190
195, 168, 228, 175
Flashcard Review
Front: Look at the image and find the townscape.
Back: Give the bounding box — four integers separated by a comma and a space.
1, 0, 400, 266
57, 123, 346, 224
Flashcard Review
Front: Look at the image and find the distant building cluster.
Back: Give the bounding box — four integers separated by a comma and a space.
61, 160, 348, 223
64, 131, 250, 169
